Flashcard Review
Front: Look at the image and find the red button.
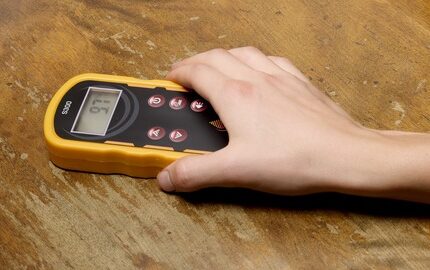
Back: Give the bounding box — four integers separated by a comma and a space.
147, 127, 166, 140
169, 129, 188, 143
169, 97, 187, 110
190, 99, 207, 112
148, 95, 165, 108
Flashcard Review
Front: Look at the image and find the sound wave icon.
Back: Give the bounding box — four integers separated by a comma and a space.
209, 120, 226, 131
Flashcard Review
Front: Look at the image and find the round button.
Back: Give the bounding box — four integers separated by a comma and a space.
190, 99, 207, 112
169, 97, 187, 110
147, 127, 166, 140
169, 129, 188, 143
148, 95, 165, 108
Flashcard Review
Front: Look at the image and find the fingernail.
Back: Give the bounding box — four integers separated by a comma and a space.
157, 171, 175, 192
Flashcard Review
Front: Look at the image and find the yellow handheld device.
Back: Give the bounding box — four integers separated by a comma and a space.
44, 74, 228, 178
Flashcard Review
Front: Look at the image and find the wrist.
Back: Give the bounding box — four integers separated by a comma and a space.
332, 128, 430, 202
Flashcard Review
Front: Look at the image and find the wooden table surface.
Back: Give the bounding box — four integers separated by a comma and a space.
1, 0, 430, 269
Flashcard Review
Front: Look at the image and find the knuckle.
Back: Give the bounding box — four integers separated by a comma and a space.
279, 57, 293, 65
223, 79, 256, 98
260, 72, 282, 85
238, 46, 262, 61
269, 56, 293, 66
188, 63, 209, 76
207, 48, 228, 58
241, 46, 260, 55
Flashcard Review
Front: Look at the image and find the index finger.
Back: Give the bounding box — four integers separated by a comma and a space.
166, 63, 227, 109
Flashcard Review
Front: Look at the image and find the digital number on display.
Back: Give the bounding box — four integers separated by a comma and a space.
71, 87, 122, 136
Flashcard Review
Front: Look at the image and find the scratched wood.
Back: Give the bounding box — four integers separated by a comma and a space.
1, 0, 430, 269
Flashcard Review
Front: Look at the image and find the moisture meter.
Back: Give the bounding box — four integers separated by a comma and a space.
44, 74, 228, 178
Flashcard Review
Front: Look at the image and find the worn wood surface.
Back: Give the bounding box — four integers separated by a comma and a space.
1, 0, 430, 269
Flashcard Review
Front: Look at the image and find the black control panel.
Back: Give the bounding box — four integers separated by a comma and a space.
54, 81, 229, 152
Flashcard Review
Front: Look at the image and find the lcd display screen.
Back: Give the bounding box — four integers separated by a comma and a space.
71, 87, 122, 136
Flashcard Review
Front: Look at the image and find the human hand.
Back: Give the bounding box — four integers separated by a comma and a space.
156, 47, 430, 202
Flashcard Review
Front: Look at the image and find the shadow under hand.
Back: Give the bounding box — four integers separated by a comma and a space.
178, 188, 430, 218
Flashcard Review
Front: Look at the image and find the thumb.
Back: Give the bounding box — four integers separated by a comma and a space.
157, 150, 231, 192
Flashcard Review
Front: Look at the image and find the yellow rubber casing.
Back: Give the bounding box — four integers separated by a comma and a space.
44, 73, 198, 178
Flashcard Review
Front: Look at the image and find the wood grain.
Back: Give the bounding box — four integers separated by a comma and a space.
1, 0, 429, 269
